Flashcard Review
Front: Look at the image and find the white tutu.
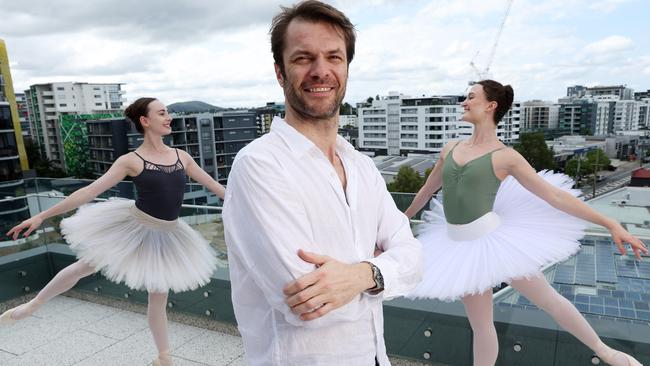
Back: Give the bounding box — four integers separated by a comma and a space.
60, 198, 217, 293
409, 171, 587, 302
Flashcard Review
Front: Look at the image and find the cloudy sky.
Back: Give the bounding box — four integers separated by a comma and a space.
1, 0, 648, 108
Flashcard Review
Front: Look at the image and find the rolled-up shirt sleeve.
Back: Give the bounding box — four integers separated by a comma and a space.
365, 165, 423, 300
224, 154, 370, 327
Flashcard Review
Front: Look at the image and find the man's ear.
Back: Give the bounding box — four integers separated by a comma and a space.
274, 63, 285, 87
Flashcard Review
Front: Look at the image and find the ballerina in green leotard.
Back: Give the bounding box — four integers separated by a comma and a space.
406, 80, 648, 366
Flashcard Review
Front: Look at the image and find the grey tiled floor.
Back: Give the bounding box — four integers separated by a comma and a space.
0, 296, 432, 366
0, 296, 245, 366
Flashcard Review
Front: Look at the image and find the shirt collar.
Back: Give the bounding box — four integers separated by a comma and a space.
271, 116, 357, 159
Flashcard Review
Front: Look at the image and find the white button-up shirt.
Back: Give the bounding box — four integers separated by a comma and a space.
223, 117, 422, 366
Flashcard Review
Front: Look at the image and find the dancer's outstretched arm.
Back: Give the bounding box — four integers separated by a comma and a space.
6, 154, 134, 240
179, 149, 225, 199
404, 141, 456, 218
503, 149, 649, 259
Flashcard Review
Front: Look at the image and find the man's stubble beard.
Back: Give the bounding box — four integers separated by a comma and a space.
284, 77, 347, 122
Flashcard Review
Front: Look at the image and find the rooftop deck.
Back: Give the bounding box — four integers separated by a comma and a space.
0, 294, 431, 366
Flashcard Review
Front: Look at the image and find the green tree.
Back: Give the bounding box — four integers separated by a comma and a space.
24, 139, 66, 178
564, 157, 583, 180
513, 132, 555, 171
340, 102, 355, 115
387, 166, 424, 193
585, 149, 611, 171
565, 148, 610, 181
366, 96, 374, 104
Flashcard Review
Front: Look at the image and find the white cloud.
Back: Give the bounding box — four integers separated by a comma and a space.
0, 0, 648, 107
589, 0, 634, 13
584, 35, 634, 54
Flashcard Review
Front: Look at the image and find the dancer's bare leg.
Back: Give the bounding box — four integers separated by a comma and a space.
512, 274, 641, 366
148, 291, 172, 366
462, 290, 498, 366
9, 261, 96, 320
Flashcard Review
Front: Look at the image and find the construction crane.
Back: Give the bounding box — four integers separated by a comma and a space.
469, 0, 514, 84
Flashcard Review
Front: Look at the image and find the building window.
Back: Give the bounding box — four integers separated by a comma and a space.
95, 103, 102, 106
94, 95, 102, 98
426, 126, 442, 131
400, 117, 418, 122
364, 141, 386, 147
402, 142, 417, 148
363, 109, 386, 115
425, 142, 444, 148
400, 133, 418, 139
59, 103, 67, 107
401, 125, 418, 131
56, 87, 65, 91
364, 117, 386, 123
364, 133, 386, 138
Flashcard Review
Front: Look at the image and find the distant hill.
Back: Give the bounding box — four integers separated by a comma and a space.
167, 101, 225, 114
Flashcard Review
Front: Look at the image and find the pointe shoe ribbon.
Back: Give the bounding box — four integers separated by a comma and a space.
0, 308, 17, 326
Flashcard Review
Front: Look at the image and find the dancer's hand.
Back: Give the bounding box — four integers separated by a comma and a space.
7, 216, 44, 240
609, 223, 648, 260
283, 249, 375, 321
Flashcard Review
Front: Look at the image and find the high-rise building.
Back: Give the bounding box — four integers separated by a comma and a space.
521, 101, 559, 131
567, 85, 587, 98
14, 93, 30, 139
634, 90, 650, 101
0, 39, 28, 174
358, 92, 463, 156
85, 110, 256, 203
0, 39, 29, 230
593, 99, 616, 136
637, 100, 650, 129
613, 99, 639, 131
586, 85, 634, 100
558, 99, 597, 135
255, 102, 284, 136
358, 92, 520, 156
24, 82, 126, 168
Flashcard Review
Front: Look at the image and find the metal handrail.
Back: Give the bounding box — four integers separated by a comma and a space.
0, 193, 223, 212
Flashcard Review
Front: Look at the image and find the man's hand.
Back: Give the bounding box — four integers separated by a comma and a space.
283, 249, 375, 321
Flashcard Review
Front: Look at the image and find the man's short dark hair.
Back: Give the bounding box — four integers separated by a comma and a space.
270, 0, 356, 77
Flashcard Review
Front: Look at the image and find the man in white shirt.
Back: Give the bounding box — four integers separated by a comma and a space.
223, 1, 422, 365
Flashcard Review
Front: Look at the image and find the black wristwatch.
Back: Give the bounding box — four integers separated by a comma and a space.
363, 261, 384, 293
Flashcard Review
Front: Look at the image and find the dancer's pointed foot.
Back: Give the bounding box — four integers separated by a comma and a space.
152, 350, 173, 366
596, 344, 643, 366
0, 307, 17, 326
4, 299, 41, 323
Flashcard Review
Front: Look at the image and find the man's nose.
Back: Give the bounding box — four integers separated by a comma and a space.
309, 56, 330, 80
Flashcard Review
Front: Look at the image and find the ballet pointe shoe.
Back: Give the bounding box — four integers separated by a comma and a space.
152, 351, 173, 366
0, 307, 17, 326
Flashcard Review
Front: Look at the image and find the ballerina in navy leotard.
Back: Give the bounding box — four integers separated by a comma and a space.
2, 97, 225, 366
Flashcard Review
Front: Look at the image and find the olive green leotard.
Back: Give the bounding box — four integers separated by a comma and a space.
442, 142, 507, 225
